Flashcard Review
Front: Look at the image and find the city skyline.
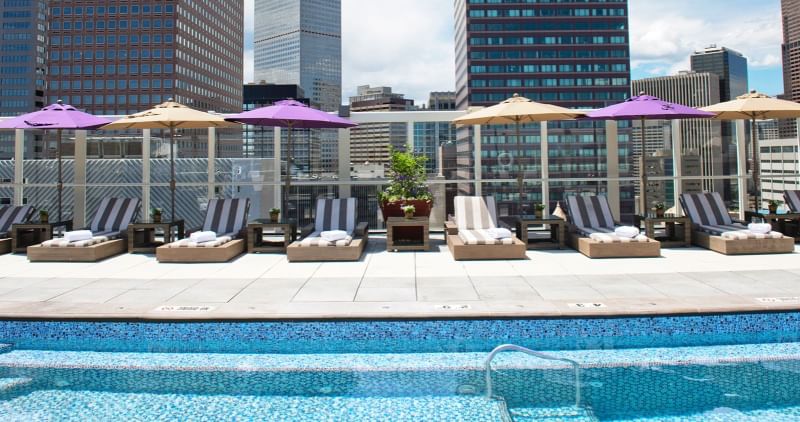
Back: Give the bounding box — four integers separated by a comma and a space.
243, 0, 785, 104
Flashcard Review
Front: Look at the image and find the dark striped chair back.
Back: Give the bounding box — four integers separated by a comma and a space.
679, 192, 732, 226
90, 198, 140, 233
314, 198, 357, 232
0, 205, 34, 234
202, 198, 250, 236
565, 195, 615, 229
784, 190, 800, 212
453, 196, 498, 230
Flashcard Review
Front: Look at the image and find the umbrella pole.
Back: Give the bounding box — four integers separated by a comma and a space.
516, 119, 524, 214
640, 117, 647, 216
751, 117, 760, 211
170, 126, 176, 222
57, 129, 63, 222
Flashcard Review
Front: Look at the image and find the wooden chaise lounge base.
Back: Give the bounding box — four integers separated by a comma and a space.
446, 234, 526, 260
568, 233, 661, 259
27, 239, 127, 262
693, 231, 795, 255
155, 239, 245, 263
0, 238, 10, 255
286, 236, 368, 262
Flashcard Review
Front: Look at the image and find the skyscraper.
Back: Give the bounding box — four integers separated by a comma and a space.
454, 0, 633, 215
349, 86, 414, 168
781, 0, 800, 138
253, 0, 341, 113
46, 1, 244, 115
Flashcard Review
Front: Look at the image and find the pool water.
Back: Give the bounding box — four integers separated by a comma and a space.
2, 315, 800, 421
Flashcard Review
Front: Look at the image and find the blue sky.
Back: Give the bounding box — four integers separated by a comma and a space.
243, 0, 785, 103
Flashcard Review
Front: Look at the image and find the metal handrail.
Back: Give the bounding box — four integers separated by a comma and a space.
484, 344, 581, 407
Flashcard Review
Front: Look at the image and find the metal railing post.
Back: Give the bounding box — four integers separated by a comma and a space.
338, 128, 351, 198
142, 129, 151, 222
274, 127, 282, 208
73, 130, 87, 227
671, 120, 683, 216
13, 129, 23, 206
736, 120, 747, 218
208, 127, 216, 200
474, 124, 482, 196
605, 120, 620, 219
540, 121, 549, 207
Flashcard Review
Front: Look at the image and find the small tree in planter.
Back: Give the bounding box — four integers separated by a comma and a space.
269, 207, 281, 222
151, 207, 162, 223
768, 199, 781, 214
652, 202, 665, 218
533, 203, 546, 218
401, 204, 416, 219
39, 210, 49, 224
378, 148, 432, 219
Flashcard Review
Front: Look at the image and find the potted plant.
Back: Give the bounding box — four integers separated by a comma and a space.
39, 210, 48, 224
534, 203, 546, 219
401, 204, 415, 219
768, 200, 781, 214
652, 202, 665, 218
151, 207, 162, 223
378, 148, 433, 219
269, 207, 281, 223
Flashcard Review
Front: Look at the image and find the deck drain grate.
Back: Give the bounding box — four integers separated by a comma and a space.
567, 303, 607, 309
435, 304, 471, 310
153, 305, 216, 312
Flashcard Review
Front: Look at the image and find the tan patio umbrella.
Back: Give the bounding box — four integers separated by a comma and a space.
701, 91, 800, 210
102, 100, 239, 221
452, 93, 585, 210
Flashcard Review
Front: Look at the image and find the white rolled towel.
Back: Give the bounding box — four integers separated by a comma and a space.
63, 230, 93, 243
321, 230, 348, 242
747, 223, 772, 234
189, 231, 217, 243
614, 226, 640, 238
487, 227, 512, 239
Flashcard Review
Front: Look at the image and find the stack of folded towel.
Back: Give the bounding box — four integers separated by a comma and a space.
747, 223, 772, 234
613, 226, 640, 238
189, 231, 217, 243
486, 227, 512, 239
320, 230, 348, 242
63, 230, 93, 243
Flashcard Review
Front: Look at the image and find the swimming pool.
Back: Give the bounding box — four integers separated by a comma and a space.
1, 313, 800, 421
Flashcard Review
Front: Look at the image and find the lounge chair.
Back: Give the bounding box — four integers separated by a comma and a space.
565, 195, 660, 258
0, 205, 35, 254
680, 192, 794, 255
287, 198, 368, 262
446, 196, 525, 260
156, 198, 250, 263
28, 198, 139, 262
784, 190, 800, 213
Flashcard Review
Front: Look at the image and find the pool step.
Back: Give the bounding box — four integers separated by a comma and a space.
508, 405, 597, 421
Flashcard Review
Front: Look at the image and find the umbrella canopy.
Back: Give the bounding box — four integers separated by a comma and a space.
226, 99, 357, 220
701, 90, 800, 210
587, 93, 715, 215
0, 101, 111, 221
103, 100, 240, 221
452, 94, 585, 212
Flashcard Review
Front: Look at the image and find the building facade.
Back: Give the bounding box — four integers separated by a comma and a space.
781, 0, 800, 138
760, 137, 800, 208
415, 91, 457, 174
348, 85, 414, 169
454, 0, 633, 217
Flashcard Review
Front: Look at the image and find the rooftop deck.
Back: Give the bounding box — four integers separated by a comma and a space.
0, 234, 798, 320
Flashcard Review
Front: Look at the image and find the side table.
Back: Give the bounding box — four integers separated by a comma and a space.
503, 216, 566, 249
634, 215, 691, 248
247, 219, 297, 253
386, 217, 429, 252
12, 220, 74, 253
127, 220, 185, 253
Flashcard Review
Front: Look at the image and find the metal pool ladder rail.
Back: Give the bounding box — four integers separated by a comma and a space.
484, 344, 582, 407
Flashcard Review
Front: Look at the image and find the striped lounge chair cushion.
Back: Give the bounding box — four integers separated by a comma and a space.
166, 236, 233, 248
785, 190, 800, 212
41, 236, 109, 248
453, 196, 498, 231
681, 192, 785, 239
0, 205, 33, 236
565, 195, 615, 231
298, 198, 357, 248
458, 229, 514, 245
584, 228, 650, 243
90, 198, 140, 234
298, 232, 353, 247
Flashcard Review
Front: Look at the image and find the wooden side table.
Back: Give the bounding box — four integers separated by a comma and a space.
386, 217, 429, 252
127, 220, 185, 253
11, 220, 73, 253
503, 216, 566, 249
634, 215, 691, 248
247, 219, 297, 253
744, 211, 800, 242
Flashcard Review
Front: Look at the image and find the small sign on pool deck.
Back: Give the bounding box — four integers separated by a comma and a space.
568, 303, 607, 309
756, 297, 800, 304
154, 305, 216, 312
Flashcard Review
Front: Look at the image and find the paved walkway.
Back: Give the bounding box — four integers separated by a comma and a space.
0, 234, 799, 319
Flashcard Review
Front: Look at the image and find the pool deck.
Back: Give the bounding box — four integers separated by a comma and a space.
0, 234, 800, 320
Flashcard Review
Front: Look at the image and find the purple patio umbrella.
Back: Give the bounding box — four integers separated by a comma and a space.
226, 99, 357, 218
586, 93, 715, 215
0, 101, 111, 221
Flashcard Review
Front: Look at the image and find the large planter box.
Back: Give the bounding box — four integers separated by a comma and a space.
380, 199, 432, 220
